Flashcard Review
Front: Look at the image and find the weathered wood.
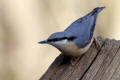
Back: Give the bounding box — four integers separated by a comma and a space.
82, 39, 120, 80
39, 36, 120, 80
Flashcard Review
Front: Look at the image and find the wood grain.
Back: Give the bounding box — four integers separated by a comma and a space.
39, 36, 120, 80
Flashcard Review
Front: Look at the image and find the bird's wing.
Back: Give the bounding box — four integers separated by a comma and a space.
64, 7, 105, 48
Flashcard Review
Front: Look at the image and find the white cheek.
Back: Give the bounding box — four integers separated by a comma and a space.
54, 39, 68, 45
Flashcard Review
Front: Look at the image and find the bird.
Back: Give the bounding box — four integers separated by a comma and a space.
39, 7, 105, 57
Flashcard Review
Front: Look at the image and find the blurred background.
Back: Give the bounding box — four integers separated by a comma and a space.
0, 0, 120, 80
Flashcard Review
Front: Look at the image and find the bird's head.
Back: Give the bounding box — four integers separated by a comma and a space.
39, 31, 76, 48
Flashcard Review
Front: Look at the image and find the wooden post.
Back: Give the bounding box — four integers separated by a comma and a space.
39, 36, 120, 80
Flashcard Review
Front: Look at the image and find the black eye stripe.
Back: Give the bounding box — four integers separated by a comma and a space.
68, 37, 76, 41
48, 37, 76, 42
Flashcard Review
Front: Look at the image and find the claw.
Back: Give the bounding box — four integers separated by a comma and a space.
94, 36, 101, 50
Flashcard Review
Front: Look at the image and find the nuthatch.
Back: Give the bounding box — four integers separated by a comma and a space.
39, 7, 105, 57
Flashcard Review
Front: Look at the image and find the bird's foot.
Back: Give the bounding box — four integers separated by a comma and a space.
61, 55, 83, 66
70, 57, 79, 66
94, 36, 101, 50
70, 54, 84, 66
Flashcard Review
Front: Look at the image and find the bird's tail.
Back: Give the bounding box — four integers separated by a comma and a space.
88, 6, 105, 16
86, 7, 105, 40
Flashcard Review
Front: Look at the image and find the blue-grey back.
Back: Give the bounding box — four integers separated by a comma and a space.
64, 7, 105, 48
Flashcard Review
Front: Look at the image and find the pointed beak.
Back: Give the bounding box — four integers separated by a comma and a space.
38, 40, 49, 44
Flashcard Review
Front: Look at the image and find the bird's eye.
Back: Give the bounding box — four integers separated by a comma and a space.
48, 38, 58, 42
48, 38, 65, 42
